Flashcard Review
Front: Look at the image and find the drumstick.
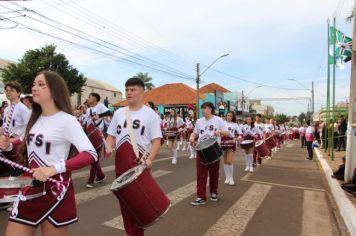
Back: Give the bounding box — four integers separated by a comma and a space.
0, 154, 64, 187
2, 102, 15, 136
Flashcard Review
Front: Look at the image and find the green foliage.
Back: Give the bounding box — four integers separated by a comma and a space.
273, 113, 289, 123
134, 72, 154, 90
0, 44, 86, 95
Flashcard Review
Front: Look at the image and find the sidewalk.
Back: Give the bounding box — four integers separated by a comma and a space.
314, 147, 356, 236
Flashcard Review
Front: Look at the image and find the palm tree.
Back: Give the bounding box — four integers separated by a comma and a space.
134, 72, 154, 90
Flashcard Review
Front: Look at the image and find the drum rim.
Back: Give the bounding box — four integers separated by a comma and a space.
255, 140, 264, 146
240, 140, 254, 145
110, 165, 145, 191
195, 138, 218, 151
200, 156, 221, 166
0, 177, 34, 188
0, 191, 44, 203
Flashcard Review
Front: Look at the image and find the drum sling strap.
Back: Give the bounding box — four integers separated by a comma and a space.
125, 108, 149, 164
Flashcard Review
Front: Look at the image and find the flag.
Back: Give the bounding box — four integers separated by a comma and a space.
329, 26, 352, 69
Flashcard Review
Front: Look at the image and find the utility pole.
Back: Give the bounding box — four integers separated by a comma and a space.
312, 81, 314, 114
345, 3, 356, 182
196, 63, 200, 119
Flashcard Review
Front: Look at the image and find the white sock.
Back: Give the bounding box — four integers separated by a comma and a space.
223, 164, 228, 179
172, 149, 177, 158
189, 145, 195, 156
249, 154, 254, 167
229, 165, 234, 179
245, 155, 249, 167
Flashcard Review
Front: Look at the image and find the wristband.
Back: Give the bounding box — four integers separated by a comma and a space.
53, 160, 66, 174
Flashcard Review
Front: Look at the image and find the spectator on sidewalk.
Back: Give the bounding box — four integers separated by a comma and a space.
331, 157, 346, 180
313, 121, 321, 144
299, 123, 306, 148
337, 115, 347, 151
305, 120, 314, 160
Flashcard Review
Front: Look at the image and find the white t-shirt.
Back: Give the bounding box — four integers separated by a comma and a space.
167, 116, 185, 129
107, 106, 162, 152
264, 124, 274, 134
305, 126, 314, 141
194, 115, 228, 143
225, 121, 241, 137
85, 103, 109, 131
254, 122, 265, 136
242, 124, 258, 137
3, 102, 31, 137
27, 111, 97, 168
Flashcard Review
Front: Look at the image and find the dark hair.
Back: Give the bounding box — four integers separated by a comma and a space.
23, 95, 33, 104
5, 81, 22, 94
147, 101, 155, 110
306, 120, 311, 126
226, 111, 236, 122
90, 92, 100, 102
25, 71, 73, 140
201, 102, 215, 114
125, 77, 145, 90
245, 116, 255, 128
256, 114, 262, 118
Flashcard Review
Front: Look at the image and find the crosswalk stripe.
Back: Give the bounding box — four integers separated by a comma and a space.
103, 180, 196, 230
75, 170, 172, 205
301, 190, 334, 236
204, 183, 272, 236
71, 155, 186, 180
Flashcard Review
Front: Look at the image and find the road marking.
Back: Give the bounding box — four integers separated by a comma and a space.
71, 154, 186, 180
240, 179, 324, 192
204, 183, 272, 236
301, 190, 334, 236
103, 180, 196, 230
75, 170, 172, 205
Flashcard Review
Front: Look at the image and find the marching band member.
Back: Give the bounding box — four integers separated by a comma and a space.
222, 111, 242, 186
167, 109, 184, 164
242, 116, 259, 173
84, 92, 111, 188
105, 77, 162, 236
189, 102, 229, 205
3, 81, 31, 139
185, 113, 196, 159
299, 123, 307, 148
177, 110, 186, 151
253, 114, 265, 166
0, 71, 97, 236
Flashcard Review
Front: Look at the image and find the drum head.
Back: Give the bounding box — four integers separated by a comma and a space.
110, 165, 145, 191
255, 140, 263, 147
241, 140, 254, 145
0, 176, 34, 188
195, 138, 217, 151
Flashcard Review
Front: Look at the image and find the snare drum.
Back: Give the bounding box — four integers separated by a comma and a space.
86, 123, 104, 149
240, 140, 255, 150
220, 137, 236, 152
110, 165, 171, 228
165, 127, 178, 140
265, 136, 277, 149
195, 138, 222, 165
255, 140, 269, 157
0, 176, 45, 203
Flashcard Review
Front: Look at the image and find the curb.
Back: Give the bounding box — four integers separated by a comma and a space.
315, 148, 356, 236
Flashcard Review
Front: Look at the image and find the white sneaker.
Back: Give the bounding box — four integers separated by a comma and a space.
244, 167, 249, 172
224, 178, 229, 184
267, 156, 272, 160
249, 166, 254, 173
172, 158, 177, 164
182, 147, 186, 151
189, 155, 194, 159
228, 179, 235, 186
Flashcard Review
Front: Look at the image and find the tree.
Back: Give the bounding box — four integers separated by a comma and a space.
1, 44, 86, 95
273, 113, 289, 123
298, 112, 307, 124
134, 72, 154, 90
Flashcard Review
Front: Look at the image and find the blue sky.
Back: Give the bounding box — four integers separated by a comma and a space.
0, 0, 354, 115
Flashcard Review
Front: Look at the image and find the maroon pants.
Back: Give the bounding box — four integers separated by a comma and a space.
196, 154, 220, 199
253, 149, 262, 164
87, 147, 105, 183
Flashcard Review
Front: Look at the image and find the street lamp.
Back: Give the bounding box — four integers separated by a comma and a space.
288, 78, 314, 113
245, 85, 263, 96
196, 54, 229, 118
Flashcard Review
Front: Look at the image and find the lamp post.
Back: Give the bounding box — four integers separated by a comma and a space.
196, 54, 229, 118
288, 79, 314, 114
